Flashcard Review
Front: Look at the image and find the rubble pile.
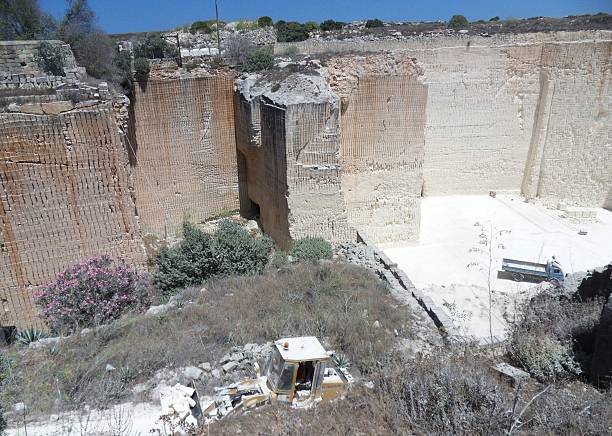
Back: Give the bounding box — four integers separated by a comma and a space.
159, 384, 200, 428
171, 27, 277, 52
336, 242, 380, 271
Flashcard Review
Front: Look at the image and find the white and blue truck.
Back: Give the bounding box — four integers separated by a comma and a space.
501, 257, 565, 285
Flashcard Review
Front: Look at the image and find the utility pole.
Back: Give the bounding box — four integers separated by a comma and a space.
214, 0, 221, 55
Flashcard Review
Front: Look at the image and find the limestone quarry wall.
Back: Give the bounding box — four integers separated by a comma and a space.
284, 101, 353, 245
278, 32, 612, 207
523, 41, 612, 206
0, 103, 143, 328
235, 94, 291, 247
326, 54, 427, 245
235, 91, 353, 249
130, 77, 239, 237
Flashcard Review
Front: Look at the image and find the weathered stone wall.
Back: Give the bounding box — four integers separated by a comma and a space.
327, 55, 427, 245
235, 78, 353, 249
0, 102, 143, 328
130, 77, 239, 237
523, 41, 612, 206
285, 101, 353, 245
418, 44, 542, 195
277, 32, 612, 207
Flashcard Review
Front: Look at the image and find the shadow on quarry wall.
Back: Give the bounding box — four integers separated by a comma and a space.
127, 92, 140, 168
573, 265, 612, 388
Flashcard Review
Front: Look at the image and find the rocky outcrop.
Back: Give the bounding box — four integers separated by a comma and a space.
591, 295, 612, 388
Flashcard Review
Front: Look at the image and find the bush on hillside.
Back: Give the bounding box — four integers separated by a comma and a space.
34, 255, 152, 333
275, 21, 310, 42
134, 33, 178, 59
190, 20, 212, 34
224, 34, 256, 65
212, 220, 274, 276
379, 354, 511, 433
34, 41, 65, 76
509, 291, 602, 381
257, 16, 273, 27
290, 236, 333, 262
304, 21, 319, 32
243, 47, 274, 72
112, 49, 133, 91
511, 334, 581, 382
133, 57, 150, 82
365, 18, 384, 28
490, 16, 500, 21
320, 19, 344, 31
448, 14, 469, 29
153, 221, 273, 296
236, 19, 258, 31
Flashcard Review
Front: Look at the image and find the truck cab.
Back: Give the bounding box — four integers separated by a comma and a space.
545, 259, 565, 283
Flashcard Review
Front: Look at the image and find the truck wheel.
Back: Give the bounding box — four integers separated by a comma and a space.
550, 279, 560, 288
512, 273, 524, 282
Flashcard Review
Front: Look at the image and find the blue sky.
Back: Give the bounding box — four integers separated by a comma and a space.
39, 0, 611, 34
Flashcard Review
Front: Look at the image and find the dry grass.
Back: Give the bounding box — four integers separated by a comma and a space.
211, 352, 612, 436
0, 262, 411, 417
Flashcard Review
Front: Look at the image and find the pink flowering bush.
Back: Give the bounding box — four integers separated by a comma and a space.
35, 255, 152, 333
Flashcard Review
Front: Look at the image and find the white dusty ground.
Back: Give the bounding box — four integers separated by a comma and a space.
6, 402, 166, 436
383, 195, 612, 339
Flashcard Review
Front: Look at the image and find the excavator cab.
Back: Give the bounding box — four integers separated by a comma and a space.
262, 336, 352, 406
201, 336, 353, 422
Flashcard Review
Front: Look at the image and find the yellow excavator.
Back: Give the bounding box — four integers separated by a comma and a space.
200, 336, 354, 421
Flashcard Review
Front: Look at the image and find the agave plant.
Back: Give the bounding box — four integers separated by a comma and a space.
333, 353, 351, 369
15, 328, 45, 345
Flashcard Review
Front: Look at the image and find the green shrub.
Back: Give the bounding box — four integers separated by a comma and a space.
258, 16, 273, 27
236, 19, 257, 31
190, 20, 212, 34
134, 33, 178, 59
153, 221, 273, 296
133, 57, 150, 82
290, 237, 333, 262
269, 250, 289, 269
113, 49, 133, 91
153, 222, 216, 296
490, 16, 500, 21
365, 18, 384, 28
0, 352, 12, 386
511, 335, 581, 382
304, 21, 319, 32
213, 220, 273, 276
275, 21, 310, 42
448, 14, 469, 29
320, 19, 344, 31
34, 41, 65, 76
243, 47, 274, 72
15, 328, 45, 345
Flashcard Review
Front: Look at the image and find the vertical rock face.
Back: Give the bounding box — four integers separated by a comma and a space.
0, 102, 143, 328
235, 71, 352, 249
129, 76, 239, 237
420, 43, 542, 195
327, 54, 427, 245
523, 41, 612, 206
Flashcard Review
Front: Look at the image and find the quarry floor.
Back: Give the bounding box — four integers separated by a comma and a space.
383, 195, 612, 339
